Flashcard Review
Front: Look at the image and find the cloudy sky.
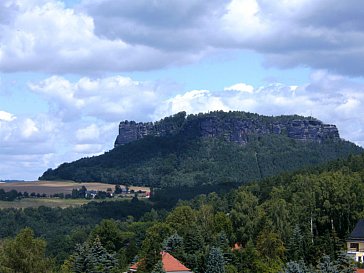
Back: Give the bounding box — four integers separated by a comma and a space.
1, 0, 364, 180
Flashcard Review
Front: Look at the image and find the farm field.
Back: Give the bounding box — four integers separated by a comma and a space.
0, 180, 149, 195
0, 198, 92, 209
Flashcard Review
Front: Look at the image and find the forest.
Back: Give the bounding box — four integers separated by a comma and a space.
2, 153, 364, 272
39, 130, 362, 188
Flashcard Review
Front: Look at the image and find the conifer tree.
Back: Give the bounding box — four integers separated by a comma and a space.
282, 260, 311, 273
71, 237, 117, 273
336, 251, 355, 273
206, 247, 225, 273
151, 260, 166, 273
317, 255, 338, 273
288, 225, 304, 262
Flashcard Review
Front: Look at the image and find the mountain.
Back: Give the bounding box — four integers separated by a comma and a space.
39, 111, 363, 187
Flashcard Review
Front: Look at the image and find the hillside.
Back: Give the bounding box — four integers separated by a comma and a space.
39, 111, 363, 186
6, 149, 364, 273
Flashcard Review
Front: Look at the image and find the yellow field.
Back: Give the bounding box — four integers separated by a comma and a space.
0, 181, 150, 195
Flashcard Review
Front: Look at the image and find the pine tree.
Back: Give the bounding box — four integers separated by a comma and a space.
71, 237, 117, 273
206, 247, 225, 273
151, 260, 166, 273
73, 243, 90, 273
162, 233, 184, 252
282, 260, 311, 273
88, 237, 117, 273
317, 255, 338, 273
288, 225, 305, 262
336, 251, 355, 273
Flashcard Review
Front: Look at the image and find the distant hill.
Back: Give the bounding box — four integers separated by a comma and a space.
40, 111, 363, 187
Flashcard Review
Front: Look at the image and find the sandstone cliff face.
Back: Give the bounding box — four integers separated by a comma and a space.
114, 112, 340, 147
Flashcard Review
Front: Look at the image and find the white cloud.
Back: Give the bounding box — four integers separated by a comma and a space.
29, 75, 165, 122
0, 110, 16, 121
0, 0, 364, 76
224, 83, 254, 93
154, 70, 364, 147
0, 0, 190, 73
76, 124, 100, 142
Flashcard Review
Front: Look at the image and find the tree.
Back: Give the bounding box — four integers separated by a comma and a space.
317, 255, 338, 273
162, 233, 184, 254
71, 237, 117, 273
89, 219, 124, 252
151, 260, 166, 273
0, 228, 54, 273
206, 247, 225, 273
288, 225, 305, 262
282, 260, 311, 273
139, 223, 175, 273
336, 251, 355, 273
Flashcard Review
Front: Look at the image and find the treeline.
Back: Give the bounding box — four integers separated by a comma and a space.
2, 153, 364, 272
39, 132, 362, 188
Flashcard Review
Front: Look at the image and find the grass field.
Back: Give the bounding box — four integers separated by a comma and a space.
0, 181, 150, 195
0, 181, 150, 209
0, 198, 92, 209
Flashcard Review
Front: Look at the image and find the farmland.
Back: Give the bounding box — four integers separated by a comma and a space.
0, 198, 91, 209
0, 180, 149, 195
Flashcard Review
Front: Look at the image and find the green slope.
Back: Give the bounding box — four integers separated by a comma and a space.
40, 132, 362, 187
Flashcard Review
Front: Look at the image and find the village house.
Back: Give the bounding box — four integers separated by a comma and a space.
129, 251, 192, 273
347, 219, 364, 263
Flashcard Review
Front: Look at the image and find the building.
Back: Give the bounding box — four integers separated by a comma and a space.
347, 219, 364, 262
129, 251, 192, 273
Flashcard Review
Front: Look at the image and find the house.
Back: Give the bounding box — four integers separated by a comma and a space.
129, 251, 192, 273
347, 219, 364, 262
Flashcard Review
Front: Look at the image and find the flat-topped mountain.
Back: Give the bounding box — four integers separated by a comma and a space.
40, 111, 362, 187
115, 111, 339, 146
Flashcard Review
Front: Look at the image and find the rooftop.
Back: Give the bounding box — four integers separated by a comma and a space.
130, 251, 191, 272
349, 220, 364, 241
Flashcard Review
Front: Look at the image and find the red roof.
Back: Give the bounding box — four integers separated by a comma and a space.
130, 251, 191, 272
357, 269, 364, 273
130, 261, 139, 270
161, 251, 190, 272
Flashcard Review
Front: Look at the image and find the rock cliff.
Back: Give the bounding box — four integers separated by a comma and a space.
114, 111, 340, 147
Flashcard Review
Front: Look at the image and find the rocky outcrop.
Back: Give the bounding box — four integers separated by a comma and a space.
114, 111, 340, 147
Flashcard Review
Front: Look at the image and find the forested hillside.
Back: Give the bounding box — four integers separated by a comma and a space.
40, 112, 362, 187
2, 153, 364, 272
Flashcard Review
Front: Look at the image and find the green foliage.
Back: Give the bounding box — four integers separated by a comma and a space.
288, 225, 305, 262
69, 237, 117, 273
316, 255, 338, 273
89, 219, 125, 252
139, 223, 175, 273
282, 260, 311, 273
336, 251, 355, 273
39, 112, 362, 187
151, 260, 166, 273
206, 247, 225, 273
0, 228, 54, 273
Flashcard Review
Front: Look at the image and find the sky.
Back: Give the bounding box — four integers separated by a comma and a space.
1, 0, 364, 180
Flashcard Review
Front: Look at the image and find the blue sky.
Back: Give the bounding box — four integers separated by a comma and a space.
1, 0, 364, 180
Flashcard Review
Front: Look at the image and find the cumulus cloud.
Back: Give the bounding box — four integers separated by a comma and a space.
155, 70, 364, 147
0, 110, 116, 180
28, 75, 167, 122
0, 110, 16, 121
224, 83, 254, 93
81, 0, 364, 76
0, 0, 193, 73
1, 0, 364, 76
